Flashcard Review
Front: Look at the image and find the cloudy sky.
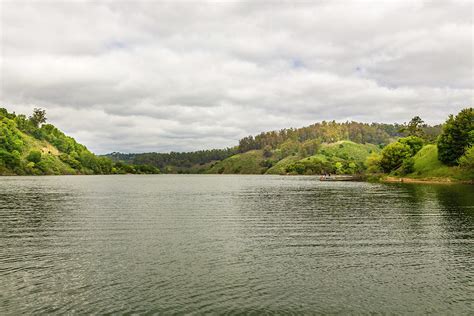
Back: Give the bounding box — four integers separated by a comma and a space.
1, 0, 472, 154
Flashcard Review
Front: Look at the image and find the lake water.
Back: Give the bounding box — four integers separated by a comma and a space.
1, 175, 473, 314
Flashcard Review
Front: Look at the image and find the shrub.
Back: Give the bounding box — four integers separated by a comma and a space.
365, 153, 382, 173
399, 157, 415, 175
458, 146, 474, 170
398, 136, 424, 156
380, 142, 412, 172
27, 150, 42, 163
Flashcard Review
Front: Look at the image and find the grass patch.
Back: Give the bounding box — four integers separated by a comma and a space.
408, 144, 473, 181
207, 150, 267, 174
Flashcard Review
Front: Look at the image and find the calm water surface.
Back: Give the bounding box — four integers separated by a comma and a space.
1, 175, 473, 314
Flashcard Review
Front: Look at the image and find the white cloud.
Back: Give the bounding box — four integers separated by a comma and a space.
1, 0, 472, 153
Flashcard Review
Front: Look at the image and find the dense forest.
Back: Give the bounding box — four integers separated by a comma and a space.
0, 108, 159, 175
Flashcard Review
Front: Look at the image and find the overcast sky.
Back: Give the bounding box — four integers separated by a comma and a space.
1, 0, 472, 154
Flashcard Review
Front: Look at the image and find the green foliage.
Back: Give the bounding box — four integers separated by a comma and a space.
401, 116, 426, 137
398, 136, 424, 156
301, 139, 320, 156
263, 145, 273, 158
377, 136, 424, 174
285, 157, 333, 175
437, 108, 473, 165
365, 153, 382, 173
0, 118, 24, 152
0, 149, 21, 169
207, 150, 266, 174
279, 139, 301, 157
29, 108, 47, 128
237, 121, 403, 153
380, 142, 412, 172
26, 150, 42, 163
399, 157, 415, 175
409, 144, 472, 180
108, 147, 237, 171
59, 153, 81, 169
458, 146, 474, 170
0, 108, 159, 175
265, 155, 301, 174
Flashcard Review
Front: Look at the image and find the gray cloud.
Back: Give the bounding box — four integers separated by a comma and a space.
1, 0, 472, 153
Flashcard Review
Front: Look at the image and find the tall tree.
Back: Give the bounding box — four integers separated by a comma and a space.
401, 116, 426, 138
29, 108, 47, 127
437, 108, 473, 165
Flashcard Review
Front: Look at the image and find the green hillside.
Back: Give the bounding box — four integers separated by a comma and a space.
0, 108, 159, 175
206, 150, 267, 174
408, 145, 472, 181
206, 141, 380, 175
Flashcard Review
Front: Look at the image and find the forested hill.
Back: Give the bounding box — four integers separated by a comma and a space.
0, 108, 159, 175
106, 119, 442, 174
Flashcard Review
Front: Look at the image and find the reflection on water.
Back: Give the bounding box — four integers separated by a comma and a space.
0, 175, 473, 314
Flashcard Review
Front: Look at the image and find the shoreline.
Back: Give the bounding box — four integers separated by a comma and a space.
382, 176, 473, 185
1, 173, 472, 184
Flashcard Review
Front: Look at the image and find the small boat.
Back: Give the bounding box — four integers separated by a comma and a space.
319, 175, 357, 181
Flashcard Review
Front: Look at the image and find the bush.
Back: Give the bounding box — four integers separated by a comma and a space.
399, 157, 415, 175
0, 150, 21, 168
398, 136, 424, 156
263, 145, 273, 158
458, 146, 474, 170
27, 150, 42, 163
59, 153, 82, 169
380, 142, 412, 172
365, 153, 382, 173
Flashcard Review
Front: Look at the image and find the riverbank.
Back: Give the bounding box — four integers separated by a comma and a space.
382, 176, 473, 185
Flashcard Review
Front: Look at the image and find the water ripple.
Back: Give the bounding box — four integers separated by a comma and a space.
0, 175, 473, 314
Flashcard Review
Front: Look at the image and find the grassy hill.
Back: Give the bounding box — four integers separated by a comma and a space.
206, 150, 267, 174
206, 141, 380, 175
407, 145, 472, 181
0, 108, 159, 175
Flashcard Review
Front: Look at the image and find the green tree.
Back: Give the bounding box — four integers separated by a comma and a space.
26, 150, 42, 163
365, 152, 383, 173
334, 161, 344, 174
399, 157, 415, 175
29, 108, 47, 128
280, 139, 301, 157
401, 116, 426, 137
380, 142, 412, 172
398, 136, 424, 156
458, 146, 474, 170
263, 145, 272, 158
301, 139, 320, 156
437, 108, 473, 165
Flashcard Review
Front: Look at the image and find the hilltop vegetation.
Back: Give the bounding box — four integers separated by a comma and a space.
0, 108, 159, 175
